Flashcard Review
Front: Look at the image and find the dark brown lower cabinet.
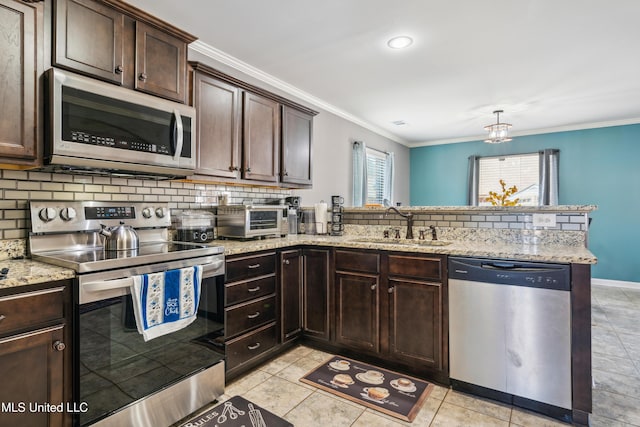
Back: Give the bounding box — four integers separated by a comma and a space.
280, 249, 302, 342
0, 283, 71, 427
335, 272, 379, 352
388, 278, 443, 369
302, 248, 331, 341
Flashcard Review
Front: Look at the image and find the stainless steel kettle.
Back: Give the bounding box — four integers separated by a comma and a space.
99, 221, 139, 251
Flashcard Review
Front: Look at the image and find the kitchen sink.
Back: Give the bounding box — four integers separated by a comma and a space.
352, 237, 453, 246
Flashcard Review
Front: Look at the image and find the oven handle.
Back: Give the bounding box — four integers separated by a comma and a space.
84, 277, 133, 293
84, 260, 224, 293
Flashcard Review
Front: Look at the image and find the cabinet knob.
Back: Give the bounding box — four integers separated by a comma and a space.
388, 287, 395, 294
53, 341, 66, 352
0, 314, 6, 322
284, 171, 289, 176
138, 73, 148, 81
371, 284, 377, 291
283, 259, 290, 265
115, 65, 124, 74
246, 167, 252, 173
228, 165, 239, 171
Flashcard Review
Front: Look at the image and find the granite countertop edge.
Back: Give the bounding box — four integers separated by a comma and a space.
1, 235, 596, 290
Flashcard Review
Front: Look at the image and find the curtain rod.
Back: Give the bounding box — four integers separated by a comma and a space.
354, 141, 390, 155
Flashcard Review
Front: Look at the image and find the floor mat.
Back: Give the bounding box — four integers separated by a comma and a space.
180, 395, 293, 427
300, 355, 433, 422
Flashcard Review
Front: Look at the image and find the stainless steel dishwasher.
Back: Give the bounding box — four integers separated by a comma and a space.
448, 257, 572, 421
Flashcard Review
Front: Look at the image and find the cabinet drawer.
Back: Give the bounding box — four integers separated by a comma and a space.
388, 254, 443, 281
335, 250, 380, 274
0, 287, 65, 336
225, 275, 276, 306
226, 322, 277, 370
225, 295, 276, 338
226, 253, 276, 283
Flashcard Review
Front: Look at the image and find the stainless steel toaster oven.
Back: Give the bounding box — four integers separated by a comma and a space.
217, 205, 287, 239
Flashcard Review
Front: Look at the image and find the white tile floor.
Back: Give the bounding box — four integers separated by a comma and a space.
181, 283, 640, 426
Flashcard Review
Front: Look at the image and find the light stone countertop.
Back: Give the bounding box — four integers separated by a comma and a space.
342, 205, 597, 213
215, 234, 597, 264
0, 233, 596, 291
0, 259, 75, 291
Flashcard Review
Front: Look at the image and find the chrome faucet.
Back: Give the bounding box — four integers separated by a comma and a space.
385, 207, 414, 239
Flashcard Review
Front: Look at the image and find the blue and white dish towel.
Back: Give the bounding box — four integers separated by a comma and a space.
131, 266, 202, 341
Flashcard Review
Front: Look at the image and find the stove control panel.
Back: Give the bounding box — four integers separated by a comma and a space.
29, 201, 172, 234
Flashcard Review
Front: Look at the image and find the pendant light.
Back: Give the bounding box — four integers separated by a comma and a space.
484, 110, 512, 143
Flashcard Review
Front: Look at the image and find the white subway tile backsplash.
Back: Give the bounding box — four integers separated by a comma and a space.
64, 183, 84, 192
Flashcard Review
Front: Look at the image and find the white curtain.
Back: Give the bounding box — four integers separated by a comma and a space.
352, 141, 367, 206
383, 151, 394, 205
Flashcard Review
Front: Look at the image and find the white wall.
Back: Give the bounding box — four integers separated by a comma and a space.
188, 50, 410, 208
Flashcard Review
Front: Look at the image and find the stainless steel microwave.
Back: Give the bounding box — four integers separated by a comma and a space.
44, 68, 196, 178
217, 205, 287, 239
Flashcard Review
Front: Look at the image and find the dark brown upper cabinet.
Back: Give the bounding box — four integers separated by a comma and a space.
281, 106, 313, 186
242, 91, 280, 183
0, 0, 43, 166
189, 62, 318, 186
53, 0, 124, 84
191, 71, 241, 179
53, 0, 195, 103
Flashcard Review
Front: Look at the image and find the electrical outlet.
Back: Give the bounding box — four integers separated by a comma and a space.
532, 213, 556, 227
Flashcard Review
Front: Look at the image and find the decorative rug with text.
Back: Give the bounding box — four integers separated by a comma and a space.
180, 395, 293, 427
300, 355, 433, 422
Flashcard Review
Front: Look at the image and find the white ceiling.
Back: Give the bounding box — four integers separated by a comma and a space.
126, 0, 640, 147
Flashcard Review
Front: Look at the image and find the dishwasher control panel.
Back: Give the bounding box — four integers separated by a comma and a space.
448, 257, 570, 291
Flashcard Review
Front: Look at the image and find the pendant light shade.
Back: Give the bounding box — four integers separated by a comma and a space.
484, 110, 512, 143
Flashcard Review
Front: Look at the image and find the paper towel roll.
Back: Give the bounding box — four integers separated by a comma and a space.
314, 202, 328, 234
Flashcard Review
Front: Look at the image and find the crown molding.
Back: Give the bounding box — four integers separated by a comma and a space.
189, 41, 409, 146
407, 117, 640, 148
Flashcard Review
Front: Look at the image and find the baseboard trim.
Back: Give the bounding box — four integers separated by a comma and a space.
592, 278, 640, 289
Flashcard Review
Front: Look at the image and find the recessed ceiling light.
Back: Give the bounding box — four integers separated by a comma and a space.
392, 120, 407, 126
387, 36, 413, 49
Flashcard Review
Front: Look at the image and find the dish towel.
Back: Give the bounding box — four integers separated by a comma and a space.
130, 265, 202, 341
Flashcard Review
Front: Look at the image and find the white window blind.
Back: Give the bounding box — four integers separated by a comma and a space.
478, 153, 540, 206
366, 148, 388, 205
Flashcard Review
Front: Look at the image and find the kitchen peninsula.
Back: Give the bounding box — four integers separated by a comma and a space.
0, 204, 596, 426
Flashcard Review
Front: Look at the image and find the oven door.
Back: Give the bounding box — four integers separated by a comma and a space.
74, 258, 225, 426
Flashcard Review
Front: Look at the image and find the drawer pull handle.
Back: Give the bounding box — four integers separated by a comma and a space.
247, 286, 261, 293
371, 284, 377, 291
247, 311, 260, 319
53, 341, 66, 352
247, 342, 261, 351
248, 264, 261, 269
0, 314, 5, 322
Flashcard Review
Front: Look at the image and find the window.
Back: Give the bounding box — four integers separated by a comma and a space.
352, 141, 394, 206
468, 149, 559, 206
365, 148, 389, 205
478, 153, 540, 206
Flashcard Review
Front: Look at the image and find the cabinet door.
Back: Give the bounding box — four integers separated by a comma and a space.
54, 0, 124, 84
0, 326, 65, 427
242, 92, 280, 182
335, 272, 379, 352
135, 21, 187, 103
303, 248, 330, 341
388, 278, 443, 369
280, 249, 302, 342
193, 73, 241, 178
281, 106, 313, 186
0, 0, 38, 162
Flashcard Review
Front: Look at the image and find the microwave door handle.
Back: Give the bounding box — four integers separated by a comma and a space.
173, 109, 183, 161
84, 277, 134, 292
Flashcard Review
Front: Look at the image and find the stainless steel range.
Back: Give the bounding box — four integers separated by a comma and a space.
29, 201, 226, 427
